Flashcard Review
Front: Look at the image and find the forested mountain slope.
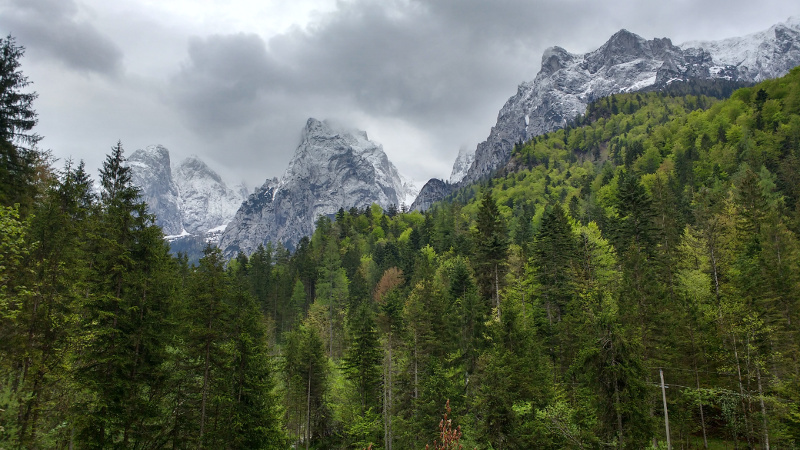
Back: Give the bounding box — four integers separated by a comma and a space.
412, 16, 800, 211
251, 67, 800, 448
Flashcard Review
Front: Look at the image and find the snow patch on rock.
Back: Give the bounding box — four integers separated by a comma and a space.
128, 146, 247, 241
449, 147, 476, 184
412, 17, 800, 211
220, 118, 416, 256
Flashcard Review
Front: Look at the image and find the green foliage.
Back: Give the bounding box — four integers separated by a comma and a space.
0, 35, 40, 148
532, 203, 576, 326
472, 298, 551, 448
284, 320, 328, 447
473, 189, 509, 313
5, 40, 800, 449
535, 395, 598, 449
343, 304, 382, 413
0, 36, 42, 214
0, 205, 26, 317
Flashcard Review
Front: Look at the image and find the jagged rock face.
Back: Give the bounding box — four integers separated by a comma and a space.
411, 178, 452, 212
173, 156, 247, 235
220, 118, 415, 256
127, 146, 247, 238
412, 17, 800, 210
449, 147, 475, 184
465, 20, 800, 186
128, 145, 183, 235
681, 17, 800, 83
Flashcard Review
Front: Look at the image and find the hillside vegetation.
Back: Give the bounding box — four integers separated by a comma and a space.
3, 30, 800, 448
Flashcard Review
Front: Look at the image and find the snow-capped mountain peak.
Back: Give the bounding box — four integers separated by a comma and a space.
220, 118, 417, 255
128, 145, 183, 235
680, 16, 800, 82
412, 16, 800, 211
127, 146, 247, 239
173, 155, 247, 236
175, 155, 224, 185
449, 147, 475, 184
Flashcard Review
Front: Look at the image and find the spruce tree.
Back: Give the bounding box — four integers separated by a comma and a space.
185, 245, 232, 447
473, 189, 508, 316
0, 36, 42, 213
343, 304, 382, 412
573, 311, 654, 449
0, 204, 29, 445
288, 278, 306, 325
0, 36, 40, 147
614, 170, 663, 359
248, 243, 272, 312
472, 298, 551, 449
11, 160, 96, 446
73, 142, 173, 446
284, 322, 328, 449
315, 239, 349, 358
374, 268, 405, 450
532, 203, 576, 326
226, 285, 286, 448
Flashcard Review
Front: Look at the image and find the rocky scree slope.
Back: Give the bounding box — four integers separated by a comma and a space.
411, 17, 800, 211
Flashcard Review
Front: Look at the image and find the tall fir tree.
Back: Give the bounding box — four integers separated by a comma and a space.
532, 203, 577, 327
0, 35, 42, 214
225, 283, 286, 448
284, 322, 328, 449
343, 303, 382, 412
473, 189, 508, 317
184, 245, 232, 447
73, 142, 174, 447
315, 239, 349, 358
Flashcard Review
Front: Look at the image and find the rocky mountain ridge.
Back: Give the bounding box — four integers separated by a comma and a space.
127, 146, 183, 235
127, 145, 247, 240
449, 147, 476, 184
173, 155, 249, 238
219, 118, 418, 256
411, 16, 800, 210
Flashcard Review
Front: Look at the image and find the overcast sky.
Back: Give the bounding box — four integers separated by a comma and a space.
2, 0, 799, 189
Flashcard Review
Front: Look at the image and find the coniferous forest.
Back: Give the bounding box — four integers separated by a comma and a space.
3, 34, 800, 449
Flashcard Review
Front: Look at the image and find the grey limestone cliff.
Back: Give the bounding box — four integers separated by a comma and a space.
411, 178, 452, 212
127, 146, 247, 240
173, 156, 248, 236
220, 118, 414, 256
128, 145, 183, 235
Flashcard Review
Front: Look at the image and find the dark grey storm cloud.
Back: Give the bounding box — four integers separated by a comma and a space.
161, 0, 800, 185
0, 0, 122, 75
173, 0, 799, 148
170, 0, 622, 128
171, 0, 543, 137
175, 33, 277, 128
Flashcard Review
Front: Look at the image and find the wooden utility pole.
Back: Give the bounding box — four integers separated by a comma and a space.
660, 368, 671, 450
306, 366, 312, 450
